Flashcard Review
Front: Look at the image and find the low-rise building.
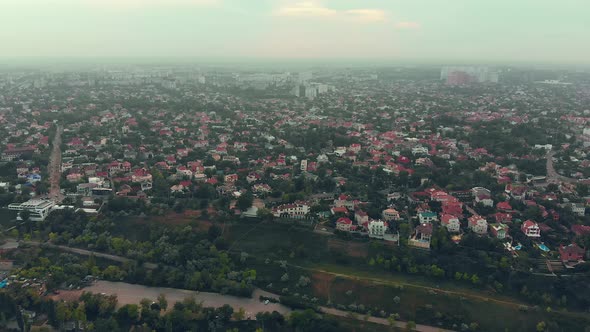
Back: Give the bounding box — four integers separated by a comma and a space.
8, 199, 55, 221
468, 215, 488, 235
272, 201, 310, 219
409, 223, 433, 249
521, 220, 541, 238
336, 217, 353, 232
441, 214, 461, 233
368, 220, 387, 239
558, 243, 585, 263
490, 223, 509, 239
418, 211, 438, 224
382, 208, 401, 221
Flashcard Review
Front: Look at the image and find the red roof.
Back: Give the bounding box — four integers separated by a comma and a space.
332, 206, 348, 214
336, 217, 353, 225
497, 201, 512, 211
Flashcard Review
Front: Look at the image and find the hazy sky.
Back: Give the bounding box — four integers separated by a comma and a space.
1, 0, 589, 64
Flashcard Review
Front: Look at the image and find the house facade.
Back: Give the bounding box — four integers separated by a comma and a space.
468, 215, 488, 235
368, 220, 387, 239
441, 214, 461, 233
521, 220, 541, 238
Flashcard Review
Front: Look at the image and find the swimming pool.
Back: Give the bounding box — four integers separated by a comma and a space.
514, 245, 522, 250
538, 243, 550, 252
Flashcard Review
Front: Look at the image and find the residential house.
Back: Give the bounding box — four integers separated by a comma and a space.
409, 223, 433, 249
334, 194, 359, 210
368, 220, 387, 239
497, 201, 512, 211
224, 174, 239, 183
521, 220, 541, 238
418, 211, 438, 224
490, 223, 509, 239
336, 217, 353, 232
472, 187, 493, 207
354, 210, 369, 225
468, 215, 488, 235
558, 244, 585, 263
330, 206, 348, 215
441, 214, 461, 233
382, 208, 401, 221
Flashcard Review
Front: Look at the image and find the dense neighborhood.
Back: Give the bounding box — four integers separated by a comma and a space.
1, 65, 590, 331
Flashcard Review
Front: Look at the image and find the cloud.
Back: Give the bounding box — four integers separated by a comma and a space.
394, 21, 421, 30
274, 1, 336, 17
83, 0, 219, 9
275, 1, 386, 22
344, 9, 386, 23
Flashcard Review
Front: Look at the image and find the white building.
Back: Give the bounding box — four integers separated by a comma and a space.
468, 215, 488, 235
272, 202, 310, 219
8, 199, 55, 222
441, 214, 461, 233
412, 146, 429, 155
570, 203, 586, 217
317, 154, 329, 163
368, 220, 387, 239
300, 159, 308, 171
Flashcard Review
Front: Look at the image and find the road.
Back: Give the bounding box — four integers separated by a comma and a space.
546, 150, 578, 184
48, 124, 64, 202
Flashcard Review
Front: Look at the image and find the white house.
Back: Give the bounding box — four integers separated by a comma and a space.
418, 211, 438, 224
468, 215, 488, 235
441, 214, 461, 233
521, 220, 541, 238
272, 201, 310, 219
368, 220, 387, 239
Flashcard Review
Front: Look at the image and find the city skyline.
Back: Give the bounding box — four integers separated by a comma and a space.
1, 0, 590, 65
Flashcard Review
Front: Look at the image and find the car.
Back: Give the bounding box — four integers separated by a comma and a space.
264, 300, 269, 305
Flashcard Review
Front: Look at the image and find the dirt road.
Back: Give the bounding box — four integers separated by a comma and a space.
53, 280, 291, 318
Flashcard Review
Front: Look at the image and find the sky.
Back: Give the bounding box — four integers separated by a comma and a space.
1, 0, 589, 65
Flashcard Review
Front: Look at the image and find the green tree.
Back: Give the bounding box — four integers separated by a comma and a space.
157, 294, 168, 311
236, 191, 254, 211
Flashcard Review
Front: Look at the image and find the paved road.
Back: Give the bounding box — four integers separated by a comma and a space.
546, 150, 578, 184
48, 124, 64, 202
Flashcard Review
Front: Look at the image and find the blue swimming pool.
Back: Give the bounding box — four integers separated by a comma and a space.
514, 245, 522, 250
538, 244, 550, 252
